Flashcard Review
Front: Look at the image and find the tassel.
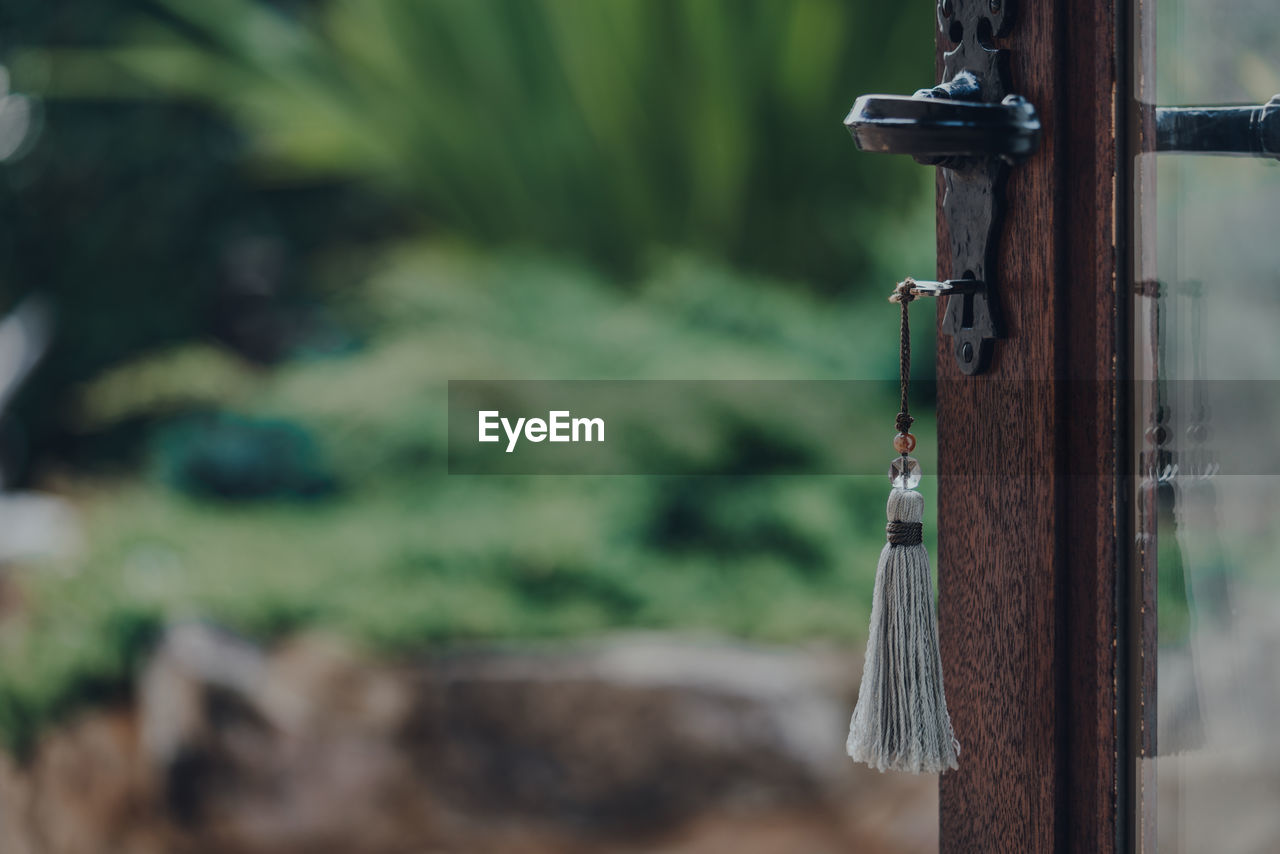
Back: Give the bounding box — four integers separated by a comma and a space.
847, 485, 959, 773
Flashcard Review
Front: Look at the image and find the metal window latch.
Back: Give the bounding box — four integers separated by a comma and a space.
894, 278, 987, 299
1155, 95, 1280, 159
843, 0, 1041, 375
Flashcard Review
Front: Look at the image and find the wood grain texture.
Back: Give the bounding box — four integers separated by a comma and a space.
934, 0, 1127, 850
1061, 0, 1126, 850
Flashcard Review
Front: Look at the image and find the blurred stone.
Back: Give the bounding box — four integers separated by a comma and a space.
0, 628, 939, 853
0, 710, 174, 854
0, 493, 82, 563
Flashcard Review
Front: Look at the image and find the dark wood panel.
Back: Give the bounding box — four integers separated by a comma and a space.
1060, 0, 1126, 849
935, 0, 1126, 850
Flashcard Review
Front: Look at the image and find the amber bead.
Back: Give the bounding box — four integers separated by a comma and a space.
893, 432, 917, 454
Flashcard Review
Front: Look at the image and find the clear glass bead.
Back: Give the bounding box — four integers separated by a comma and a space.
888, 455, 922, 489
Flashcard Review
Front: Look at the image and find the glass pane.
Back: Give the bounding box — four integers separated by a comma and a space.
1133, 0, 1280, 850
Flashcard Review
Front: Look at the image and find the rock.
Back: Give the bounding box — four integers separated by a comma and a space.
404, 636, 846, 828
0, 710, 175, 854
0, 628, 939, 853
0, 493, 82, 563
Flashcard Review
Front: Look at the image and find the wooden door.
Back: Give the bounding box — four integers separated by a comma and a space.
933, 0, 1129, 850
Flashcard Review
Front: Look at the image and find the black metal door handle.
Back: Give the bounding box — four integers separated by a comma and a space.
1155, 95, 1280, 159
846, 92, 1041, 165
841, 0, 1043, 375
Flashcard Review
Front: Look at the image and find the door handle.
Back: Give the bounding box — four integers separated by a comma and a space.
847, 88, 1041, 166
1155, 95, 1280, 159
841, 0, 1041, 375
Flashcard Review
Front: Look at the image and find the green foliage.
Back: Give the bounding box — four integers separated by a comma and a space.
0, 594, 162, 760
0, 246, 940, 754
33, 0, 935, 286
0, 0, 945, 755
152, 412, 337, 500
3, 0, 937, 479
0, 0, 399, 476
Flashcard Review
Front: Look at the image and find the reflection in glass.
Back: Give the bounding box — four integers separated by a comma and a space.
1134, 0, 1280, 840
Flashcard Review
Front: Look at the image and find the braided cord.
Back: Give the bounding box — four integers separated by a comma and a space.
891, 279, 915, 436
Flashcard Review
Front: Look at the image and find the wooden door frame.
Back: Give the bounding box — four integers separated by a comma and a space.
934, 0, 1133, 850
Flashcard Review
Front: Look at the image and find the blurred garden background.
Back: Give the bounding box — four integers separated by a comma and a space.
0, 1, 940, 851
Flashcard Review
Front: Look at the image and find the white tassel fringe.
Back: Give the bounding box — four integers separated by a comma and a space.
847, 487, 959, 774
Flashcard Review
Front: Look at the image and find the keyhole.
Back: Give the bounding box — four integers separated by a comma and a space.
960, 270, 976, 328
